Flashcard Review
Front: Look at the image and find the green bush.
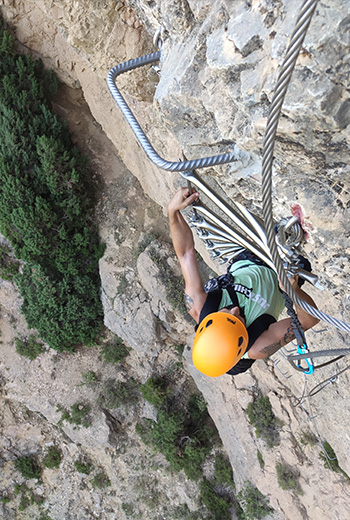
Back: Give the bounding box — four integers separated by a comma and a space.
122, 502, 135, 517
137, 387, 237, 515
19, 494, 30, 511
237, 481, 273, 520
14, 455, 41, 480
276, 462, 303, 494
15, 334, 45, 360
57, 402, 91, 428
173, 343, 185, 358
245, 395, 282, 447
136, 393, 216, 481
0, 243, 19, 280
99, 378, 139, 409
14, 482, 44, 511
39, 513, 53, 520
319, 442, 349, 479
14, 483, 27, 495
300, 430, 318, 446
74, 459, 93, 474
257, 450, 265, 470
92, 472, 111, 488
188, 394, 209, 423
214, 454, 235, 489
141, 376, 168, 407
100, 336, 130, 364
79, 370, 99, 386
42, 446, 62, 469
199, 478, 231, 520
0, 20, 105, 352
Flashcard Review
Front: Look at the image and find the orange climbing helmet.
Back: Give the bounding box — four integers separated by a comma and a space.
192, 312, 249, 377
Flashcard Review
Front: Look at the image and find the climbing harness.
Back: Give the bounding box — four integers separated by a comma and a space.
107, 0, 350, 374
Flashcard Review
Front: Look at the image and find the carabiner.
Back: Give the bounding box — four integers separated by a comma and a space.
296, 343, 314, 375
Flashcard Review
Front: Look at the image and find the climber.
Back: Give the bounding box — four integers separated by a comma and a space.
168, 186, 320, 377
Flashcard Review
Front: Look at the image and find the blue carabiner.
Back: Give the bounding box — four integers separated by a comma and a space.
296, 343, 314, 375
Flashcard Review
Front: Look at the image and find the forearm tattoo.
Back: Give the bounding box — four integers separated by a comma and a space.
259, 342, 285, 357
184, 293, 194, 312
259, 326, 296, 357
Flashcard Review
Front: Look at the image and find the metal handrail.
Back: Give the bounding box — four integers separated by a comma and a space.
106, 52, 241, 172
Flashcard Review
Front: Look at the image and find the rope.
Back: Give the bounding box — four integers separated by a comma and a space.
261, 0, 350, 335
283, 292, 306, 346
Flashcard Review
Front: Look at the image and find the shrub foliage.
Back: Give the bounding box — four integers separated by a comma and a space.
0, 20, 105, 351
57, 402, 91, 428
276, 462, 303, 494
42, 447, 62, 469
15, 334, 45, 360
0, 243, 20, 280
92, 472, 111, 488
319, 442, 349, 479
74, 459, 93, 475
14, 455, 41, 480
100, 336, 130, 364
214, 454, 235, 489
199, 478, 232, 520
99, 378, 139, 409
137, 386, 216, 481
245, 395, 282, 447
237, 481, 273, 520
140, 376, 168, 407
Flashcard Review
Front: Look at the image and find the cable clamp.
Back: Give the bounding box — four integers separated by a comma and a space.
153, 26, 166, 50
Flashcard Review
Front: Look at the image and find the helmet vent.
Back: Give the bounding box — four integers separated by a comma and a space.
206, 319, 213, 328
227, 318, 236, 325
238, 336, 244, 347
237, 348, 242, 356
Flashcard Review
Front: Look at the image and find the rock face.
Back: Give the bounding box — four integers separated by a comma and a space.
1, 1, 350, 519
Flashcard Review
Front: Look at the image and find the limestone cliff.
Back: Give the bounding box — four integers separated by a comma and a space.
0, 1, 350, 519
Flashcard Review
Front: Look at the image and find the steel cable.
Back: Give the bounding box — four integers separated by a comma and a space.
261, 0, 350, 334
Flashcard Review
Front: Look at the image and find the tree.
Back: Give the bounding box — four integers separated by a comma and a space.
0, 18, 105, 351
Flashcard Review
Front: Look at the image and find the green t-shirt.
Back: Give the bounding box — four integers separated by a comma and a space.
219, 260, 285, 327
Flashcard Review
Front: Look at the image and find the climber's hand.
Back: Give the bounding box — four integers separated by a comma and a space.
278, 274, 299, 292
168, 187, 199, 214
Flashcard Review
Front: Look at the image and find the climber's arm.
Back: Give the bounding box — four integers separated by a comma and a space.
249, 279, 319, 359
168, 187, 207, 321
